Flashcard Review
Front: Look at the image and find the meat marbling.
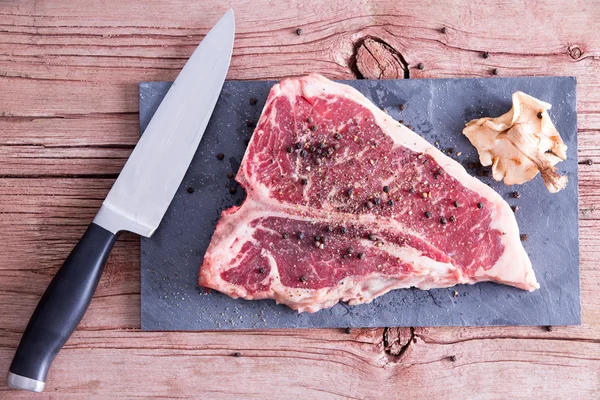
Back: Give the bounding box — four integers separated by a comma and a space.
199, 74, 538, 313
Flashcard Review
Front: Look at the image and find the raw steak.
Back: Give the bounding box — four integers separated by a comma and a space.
199, 74, 538, 313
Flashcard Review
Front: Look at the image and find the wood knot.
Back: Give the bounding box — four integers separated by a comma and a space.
383, 327, 414, 358
568, 45, 582, 60
352, 37, 409, 80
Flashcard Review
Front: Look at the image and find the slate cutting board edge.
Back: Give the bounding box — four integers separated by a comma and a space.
139, 77, 580, 331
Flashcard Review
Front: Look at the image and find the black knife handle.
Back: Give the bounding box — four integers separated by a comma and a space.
8, 223, 118, 392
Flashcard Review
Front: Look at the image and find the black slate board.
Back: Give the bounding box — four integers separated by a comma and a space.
139, 77, 580, 330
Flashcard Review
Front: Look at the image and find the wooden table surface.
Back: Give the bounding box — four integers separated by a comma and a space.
1, 1, 599, 398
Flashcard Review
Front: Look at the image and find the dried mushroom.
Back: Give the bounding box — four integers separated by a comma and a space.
463, 92, 568, 193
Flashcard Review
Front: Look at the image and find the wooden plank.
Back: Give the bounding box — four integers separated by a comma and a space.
0, 114, 138, 146
0, 78, 138, 117
0, 328, 598, 399
0, 115, 135, 175
0, 1, 597, 115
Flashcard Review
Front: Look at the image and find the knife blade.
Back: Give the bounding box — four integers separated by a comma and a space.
95, 10, 235, 236
7, 9, 235, 393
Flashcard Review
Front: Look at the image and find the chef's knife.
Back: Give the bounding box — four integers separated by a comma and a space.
7, 9, 235, 393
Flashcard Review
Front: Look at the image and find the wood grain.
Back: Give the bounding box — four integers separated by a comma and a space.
0, 328, 599, 399
1, 0, 599, 398
354, 37, 408, 79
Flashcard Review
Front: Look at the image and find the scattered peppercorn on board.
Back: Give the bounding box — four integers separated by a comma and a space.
139, 77, 579, 330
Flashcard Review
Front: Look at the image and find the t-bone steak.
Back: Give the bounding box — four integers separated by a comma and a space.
199, 74, 539, 313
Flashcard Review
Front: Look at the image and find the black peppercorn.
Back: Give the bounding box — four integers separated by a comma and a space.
299, 275, 307, 283
286, 146, 293, 153
334, 133, 342, 140
477, 202, 484, 209
229, 187, 237, 195
409, 188, 416, 194
344, 327, 352, 334
340, 226, 347, 234
383, 186, 389, 193
454, 200, 460, 208
326, 225, 333, 233
249, 97, 257, 105
311, 125, 318, 131
520, 233, 528, 241
440, 217, 447, 225
300, 178, 308, 185
387, 199, 394, 206
449, 355, 457, 362
441, 27, 447, 34
295, 142, 302, 149
347, 246, 354, 254
482, 51, 489, 59
300, 149, 307, 157
296, 28, 302, 35
537, 111, 543, 119
297, 232, 305, 240
449, 215, 456, 223
357, 252, 365, 260
216, 153, 225, 160
282, 232, 289, 239
417, 62, 424, 70
512, 191, 521, 199
258, 267, 265, 274
492, 68, 499, 75
347, 188, 354, 196
373, 197, 381, 205
227, 172, 234, 179
233, 352, 241, 357
186, 187, 194, 194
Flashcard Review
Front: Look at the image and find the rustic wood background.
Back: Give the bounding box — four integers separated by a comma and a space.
1, 1, 599, 398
